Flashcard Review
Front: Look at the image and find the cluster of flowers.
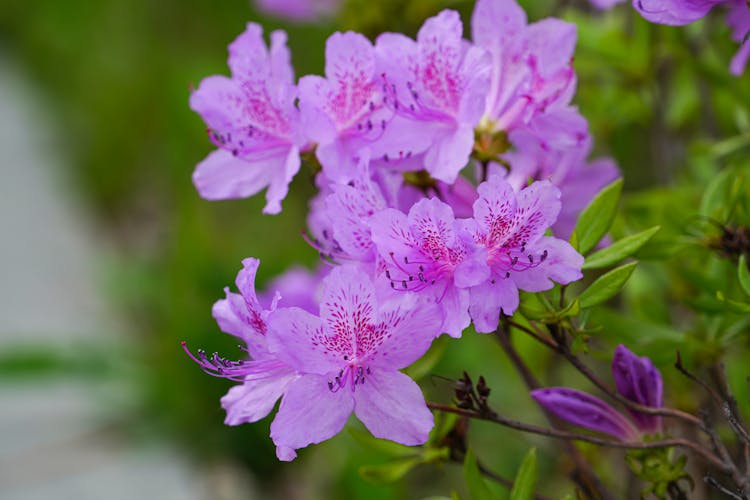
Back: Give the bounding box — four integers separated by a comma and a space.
185, 0, 620, 461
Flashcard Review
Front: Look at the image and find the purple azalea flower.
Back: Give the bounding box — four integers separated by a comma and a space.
265, 265, 442, 461
633, 0, 722, 25
464, 175, 583, 333
612, 344, 664, 433
183, 258, 297, 428
471, 0, 577, 134
633, 0, 750, 74
305, 156, 389, 264
501, 108, 620, 239
299, 32, 427, 183
375, 10, 492, 183
532, 388, 640, 440
189, 23, 305, 214
254, 0, 340, 22
369, 198, 490, 337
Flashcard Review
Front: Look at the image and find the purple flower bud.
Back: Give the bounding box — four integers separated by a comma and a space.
531, 387, 639, 440
612, 344, 663, 433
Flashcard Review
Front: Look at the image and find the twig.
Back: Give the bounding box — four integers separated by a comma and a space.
704, 475, 747, 500
505, 319, 559, 350
426, 402, 730, 473
494, 325, 614, 500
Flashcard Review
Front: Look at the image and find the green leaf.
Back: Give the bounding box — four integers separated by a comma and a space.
405, 335, 447, 381
348, 428, 416, 457
359, 457, 422, 484
510, 448, 538, 500
464, 450, 493, 500
739, 255, 750, 297
579, 262, 638, 309
582, 226, 660, 270
716, 291, 750, 314
573, 179, 623, 254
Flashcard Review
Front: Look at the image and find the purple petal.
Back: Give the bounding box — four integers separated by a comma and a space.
525, 19, 577, 79
423, 125, 475, 183
354, 370, 434, 445
473, 175, 519, 246
612, 345, 663, 433
368, 294, 443, 370
221, 370, 297, 425
531, 388, 639, 440
469, 278, 519, 333
633, 0, 720, 25
319, 266, 377, 350
266, 307, 335, 374
270, 374, 354, 460
510, 236, 583, 292
191, 149, 283, 209
471, 0, 527, 57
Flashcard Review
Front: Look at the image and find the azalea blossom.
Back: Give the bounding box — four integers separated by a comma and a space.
299, 32, 427, 183
183, 258, 297, 428
532, 345, 663, 439
612, 344, 664, 433
369, 197, 489, 337
265, 265, 442, 460
634, 0, 750, 74
465, 175, 583, 333
375, 10, 492, 183
190, 23, 306, 214
471, 0, 577, 135
531, 387, 640, 440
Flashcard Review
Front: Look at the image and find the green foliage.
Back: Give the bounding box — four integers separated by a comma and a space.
509, 448, 538, 500
626, 448, 693, 499
579, 262, 638, 309
582, 226, 660, 270
463, 450, 493, 500
573, 180, 623, 255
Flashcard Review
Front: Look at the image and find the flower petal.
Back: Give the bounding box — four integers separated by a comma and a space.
270, 374, 354, 459
221, 370, 297, 425
266, 307, 335, 374
354, 370, 434, 445
531, 387, 639, 440
469, 278, 519, 333
612, 344, 663, 433
368, 293, 443, 370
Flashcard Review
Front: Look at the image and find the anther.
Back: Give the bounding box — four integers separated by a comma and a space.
541, 250, 548, 262
402, 280, 407, 289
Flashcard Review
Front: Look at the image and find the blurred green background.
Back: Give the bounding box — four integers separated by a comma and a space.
1, 0, 749, 498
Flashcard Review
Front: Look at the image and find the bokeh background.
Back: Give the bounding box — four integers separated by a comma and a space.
1, 0, 749, 498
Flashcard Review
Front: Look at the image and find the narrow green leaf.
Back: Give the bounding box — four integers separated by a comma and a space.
739, 255, 750, 297
464, 450, 493, 500
573, 179, 623, 254
510, 448, 538, 500
716, 291, 750, 314
579, 262, 638, 309
583, 226, 661, 270
359, 457, 422, 484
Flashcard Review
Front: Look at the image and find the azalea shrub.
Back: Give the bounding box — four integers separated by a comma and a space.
180, 0, 750, 498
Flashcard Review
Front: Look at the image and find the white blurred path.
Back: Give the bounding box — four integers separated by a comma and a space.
0, 55, 224, 500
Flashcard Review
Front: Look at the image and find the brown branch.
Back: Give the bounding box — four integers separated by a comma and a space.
426, 402, 730, 474
494, 324, 613, 500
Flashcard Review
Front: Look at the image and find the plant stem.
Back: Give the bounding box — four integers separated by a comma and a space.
426, 402, 730, 473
